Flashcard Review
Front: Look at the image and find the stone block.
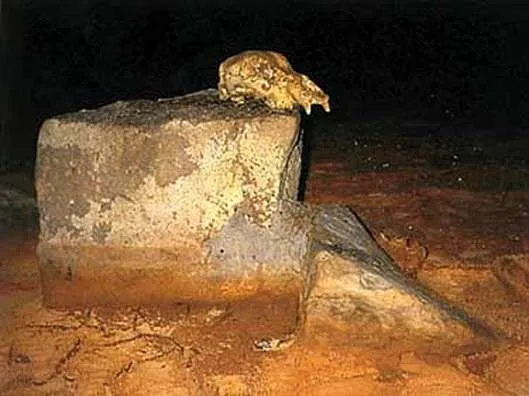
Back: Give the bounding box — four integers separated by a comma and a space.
36, 90, 309, 309
305, 250, 475, 340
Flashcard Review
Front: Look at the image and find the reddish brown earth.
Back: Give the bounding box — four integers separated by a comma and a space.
1, 120, 529, 395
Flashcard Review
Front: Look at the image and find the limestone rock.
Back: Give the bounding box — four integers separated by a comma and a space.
35, 90, 308, 308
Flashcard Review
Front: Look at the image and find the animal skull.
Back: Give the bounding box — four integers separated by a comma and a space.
218, 50, 330, 115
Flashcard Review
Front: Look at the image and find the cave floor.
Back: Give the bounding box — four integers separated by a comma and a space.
1, 118, 529, 395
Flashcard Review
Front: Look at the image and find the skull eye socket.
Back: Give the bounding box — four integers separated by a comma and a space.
260, 80, 271, 90
300, 90, 311, 100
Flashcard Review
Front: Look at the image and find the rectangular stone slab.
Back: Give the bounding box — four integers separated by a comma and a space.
36, 90, 309, 309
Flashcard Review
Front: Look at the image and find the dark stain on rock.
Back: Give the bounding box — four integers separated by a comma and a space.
36, 145, 92, 238
92, 221, 112, 244
66, 264, 73, 281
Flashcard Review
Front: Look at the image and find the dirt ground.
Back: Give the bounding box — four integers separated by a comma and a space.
1, 118, 529, 395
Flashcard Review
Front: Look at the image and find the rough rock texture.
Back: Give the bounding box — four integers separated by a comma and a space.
306, 205, 496, 339
36, 89, 309, 308
306, 250, 467, 337
35, 88, 490, 341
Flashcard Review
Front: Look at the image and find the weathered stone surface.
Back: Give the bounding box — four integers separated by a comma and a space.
36, 89, 308, 307
306, 250, 456, 335
34, 89, 488, 341
305, 204, 495, 340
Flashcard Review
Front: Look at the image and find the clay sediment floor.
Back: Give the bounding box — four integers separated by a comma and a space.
1, 120, 529, 395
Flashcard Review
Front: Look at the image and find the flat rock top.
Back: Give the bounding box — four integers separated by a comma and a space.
55, 89, 298, 127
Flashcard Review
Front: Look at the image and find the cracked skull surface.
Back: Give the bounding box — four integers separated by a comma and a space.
218, 50, 330, 115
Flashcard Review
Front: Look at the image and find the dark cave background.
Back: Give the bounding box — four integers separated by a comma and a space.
1, 0, 529, 170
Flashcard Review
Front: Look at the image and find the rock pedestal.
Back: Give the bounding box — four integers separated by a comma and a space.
36, 90, 310, 309
35, 89, 491, 341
